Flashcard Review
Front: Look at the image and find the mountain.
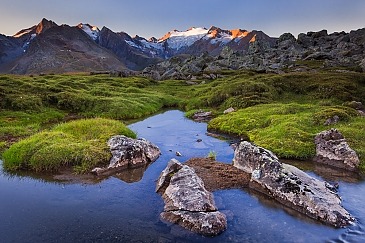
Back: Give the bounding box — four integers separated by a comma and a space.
2, 19, 125, 74
0, 19, 125, 74
0, 18, 279, 74
0, 18, 364, 75
120, 26, 276, 58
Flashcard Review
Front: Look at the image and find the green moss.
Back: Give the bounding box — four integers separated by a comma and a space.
2, 118, 136, 173
208, 103, 363, 160
0, 74, 179, 120
0, 109, 65, 139
313, 106, 359, 125
1, 71, 365, 171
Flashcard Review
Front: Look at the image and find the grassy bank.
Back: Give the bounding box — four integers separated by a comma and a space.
1, 70, 365, 172
2, 118, 136, 173
208, 103, 364, 169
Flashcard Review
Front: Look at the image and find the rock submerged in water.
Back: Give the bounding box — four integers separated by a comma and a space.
92, 135, 161, 176
233, 141, 354, 227
156, 159, 227, 236
314, 128, 360, 171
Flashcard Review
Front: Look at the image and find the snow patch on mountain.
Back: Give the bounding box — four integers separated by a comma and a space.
125, 40, 142, 49
159, 27, 208, 50
140, 39, 163, 51
78, 23, 100, 41
209, 32, 233, 46
169, 27, 208, 38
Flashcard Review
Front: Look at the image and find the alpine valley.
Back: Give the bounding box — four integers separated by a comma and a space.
2, 18, 364, 76
2, 17, 365, 242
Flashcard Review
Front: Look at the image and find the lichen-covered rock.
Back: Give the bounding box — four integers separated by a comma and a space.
156, 159, 227, 236
314, 128, 360, 171
161, 211, 227, 237
156, 159, 183, 193
192, 110, 212, 122
233, 141, 354, 227
92, 135, 161, 176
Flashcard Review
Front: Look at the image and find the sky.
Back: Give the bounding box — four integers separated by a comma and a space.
1, 0, 365, 39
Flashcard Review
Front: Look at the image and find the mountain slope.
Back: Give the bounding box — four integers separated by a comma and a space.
4, 23, 125, 74
98, 27, 162, 70
0, 35, 23, 66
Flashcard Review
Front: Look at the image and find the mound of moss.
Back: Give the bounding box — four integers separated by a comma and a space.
2, 118, 136, 173
0, 74, 179, 119
208, 103, 364, 165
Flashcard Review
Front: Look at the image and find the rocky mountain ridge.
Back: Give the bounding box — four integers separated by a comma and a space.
0, 18, 364, 75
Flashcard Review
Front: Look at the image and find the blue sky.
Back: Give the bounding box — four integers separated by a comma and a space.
1, 0, 365, 38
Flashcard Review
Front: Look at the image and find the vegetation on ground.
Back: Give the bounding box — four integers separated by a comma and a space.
207, 150, 217, 160
208, 103, 364, 167
1, 69, 365, 172
2, 118, 136, 173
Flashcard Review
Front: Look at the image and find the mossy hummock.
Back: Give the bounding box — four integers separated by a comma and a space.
2, 118, 136, 173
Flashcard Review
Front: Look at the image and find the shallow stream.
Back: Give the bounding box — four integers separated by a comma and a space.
1, 110, 365, 242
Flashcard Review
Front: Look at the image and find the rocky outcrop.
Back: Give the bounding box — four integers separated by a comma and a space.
233, 141, 354, 227
156, 159, 227, 236
141, 27, 365, 79
92, 135, 161, 176
192, 110, 212, 122
314, 128, 360, 171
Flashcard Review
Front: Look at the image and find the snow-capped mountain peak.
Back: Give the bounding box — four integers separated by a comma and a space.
158, 27, 208, 50
77, 23, 100, 41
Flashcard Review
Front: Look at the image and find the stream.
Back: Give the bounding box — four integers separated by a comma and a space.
1, 110, 365, 242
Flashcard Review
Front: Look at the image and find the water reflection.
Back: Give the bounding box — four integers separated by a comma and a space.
283, 159, 363, 183
2, 163, 150, 184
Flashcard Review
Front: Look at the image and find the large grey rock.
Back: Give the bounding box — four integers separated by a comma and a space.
314, 128, 360, 171
156, 159, 227, 236
233, 141, 354, 227
161, 211, 227, 237
92, 135, 161, 176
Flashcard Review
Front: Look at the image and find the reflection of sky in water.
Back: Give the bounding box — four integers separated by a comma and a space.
0, 110, 364, 242
128, 110, 235, 163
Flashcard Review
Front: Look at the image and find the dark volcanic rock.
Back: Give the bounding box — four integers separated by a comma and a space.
92, 135, 160, 176
314, 128, 360, 171
156, 159, 227, 236
233, 141, 354, 227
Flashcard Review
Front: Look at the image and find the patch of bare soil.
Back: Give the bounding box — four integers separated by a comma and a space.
185, 158, 250, 191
